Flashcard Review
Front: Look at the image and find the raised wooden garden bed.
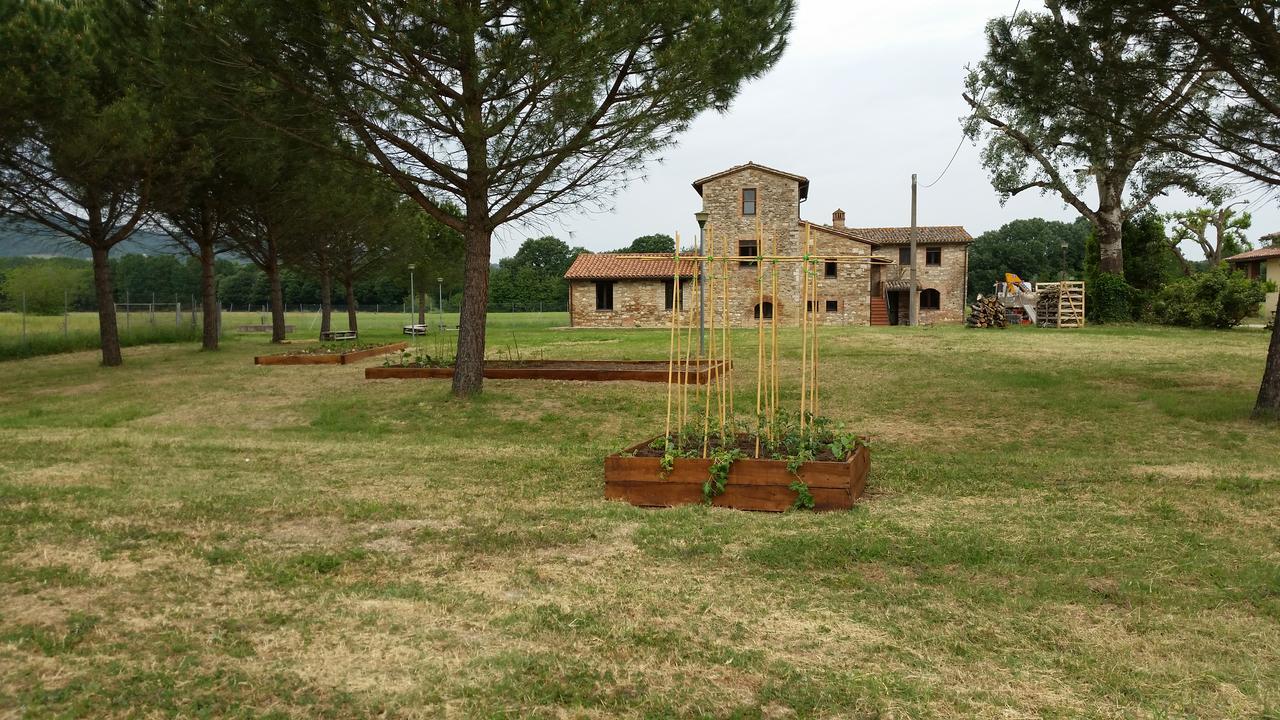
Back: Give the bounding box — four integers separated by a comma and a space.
255, 342, 408, 366
365, 359, 730, 384
604, 436, 869, 512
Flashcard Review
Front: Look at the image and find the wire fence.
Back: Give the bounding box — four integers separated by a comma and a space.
0, 287, 568, 360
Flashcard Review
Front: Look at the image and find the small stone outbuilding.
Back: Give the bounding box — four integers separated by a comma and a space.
566, 162, 973, 328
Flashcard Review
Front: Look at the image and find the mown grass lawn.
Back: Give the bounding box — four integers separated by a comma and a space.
1, 315, 1277, 718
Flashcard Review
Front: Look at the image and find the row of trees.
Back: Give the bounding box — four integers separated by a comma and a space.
0, 1, 791, 395
0, 255, 469, 315
965, 0, 1280, 418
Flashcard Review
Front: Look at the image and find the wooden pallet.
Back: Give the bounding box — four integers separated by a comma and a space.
1034, 281, 1086, 328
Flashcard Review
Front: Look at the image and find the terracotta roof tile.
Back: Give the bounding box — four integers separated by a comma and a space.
1225, 246, 1280, 262
800, 221, 873, 244
564, 253, 697, 280
846, 226, 973, 245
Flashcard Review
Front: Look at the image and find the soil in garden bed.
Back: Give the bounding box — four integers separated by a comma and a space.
387, 360, 709, 371
281, 343, 388, 356
630, 432, 845, 462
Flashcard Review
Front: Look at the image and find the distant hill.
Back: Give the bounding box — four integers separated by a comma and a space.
0, 217, 178, 258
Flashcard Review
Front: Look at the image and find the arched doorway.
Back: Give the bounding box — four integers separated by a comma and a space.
754, 301, 774, 320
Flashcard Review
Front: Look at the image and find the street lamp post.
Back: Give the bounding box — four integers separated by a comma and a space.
408, 263, 416, 330
437, 277, 444, 330
695, 210, 708, 357
1061, 239, 1068, 280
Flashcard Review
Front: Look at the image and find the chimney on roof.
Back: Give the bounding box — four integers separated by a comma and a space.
832, 208, 846, 229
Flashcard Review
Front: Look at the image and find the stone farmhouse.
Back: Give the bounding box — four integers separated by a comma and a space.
565, 163, 973, 328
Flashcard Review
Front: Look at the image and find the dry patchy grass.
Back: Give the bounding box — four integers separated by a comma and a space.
0, 319, 1277, 718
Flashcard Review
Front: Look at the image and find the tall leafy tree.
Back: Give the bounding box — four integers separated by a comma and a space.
614, 233, 676, 253
1109, 0, 1280, 418
1165, 194, 1252, 272
963, 1, 1209, 278
489, 236, 586, 311
210, 0, 794, 395
0, 1, 168, 366
147, 4, 259, 351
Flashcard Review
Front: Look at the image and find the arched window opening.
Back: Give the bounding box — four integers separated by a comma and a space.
754, 301, 774, 319
920, 288, 941, 310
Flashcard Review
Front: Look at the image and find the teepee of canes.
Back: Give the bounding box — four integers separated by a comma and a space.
656, 222, 891, 458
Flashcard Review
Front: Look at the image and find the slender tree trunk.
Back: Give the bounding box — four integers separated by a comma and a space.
344, 273, 358, 333
418, 291, 426, 326
452, 224, 491, 396
1256, 314, 1280, 419
268, 255, 286, 344
91, 245, 123, 367
199, 241, 219, 351
320, 270, 333, 335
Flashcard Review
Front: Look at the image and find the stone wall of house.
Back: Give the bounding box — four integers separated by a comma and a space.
570, 279, 688, 328
871, 243, 968, 324
699, 170, 872, 326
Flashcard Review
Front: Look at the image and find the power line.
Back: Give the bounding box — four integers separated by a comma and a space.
921, 0, 1023, 189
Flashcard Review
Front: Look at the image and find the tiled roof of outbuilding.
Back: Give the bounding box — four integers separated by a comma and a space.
1225, 246, 1280, 262
847, 226, 973, 245
563, 253, 697, 280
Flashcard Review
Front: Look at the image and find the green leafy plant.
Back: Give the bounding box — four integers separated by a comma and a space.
1147, 267, 1271, 328
703, 446, 746, 502
788, 480, 815, 510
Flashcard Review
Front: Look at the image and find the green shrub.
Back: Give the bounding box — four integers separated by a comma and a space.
1086, 272, 1134, 323
1147, 267, 1271, 329
1, 263, 93, 315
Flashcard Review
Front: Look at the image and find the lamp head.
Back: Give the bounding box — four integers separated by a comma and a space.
694, 211, 709, 228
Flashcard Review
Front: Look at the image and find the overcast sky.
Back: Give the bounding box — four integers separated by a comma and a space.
495, 0, 1280, 261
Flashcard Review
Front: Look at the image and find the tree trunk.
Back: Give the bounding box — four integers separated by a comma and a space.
199, 241, 219, 351
1255, 313, 1280, 420
320, 271, 332, 335
1096, 207, 1124, 276
452, 225, 491, 396
344, 273, 358, 333
418, 291, 427, 326
91, 245, 123, 367
268, 256, 286, 344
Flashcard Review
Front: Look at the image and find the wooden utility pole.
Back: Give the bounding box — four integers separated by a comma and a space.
909, 173, 918, 327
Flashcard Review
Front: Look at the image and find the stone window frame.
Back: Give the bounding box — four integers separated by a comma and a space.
753, 300, 774, 320
739, 239, 758, 267
824, 260, 837, 279
925, 246, 942, 266
920, 288, 941, 310
741, 187, 757, 216
898, 246, 912, 265
595, 281, 614, 311
824, 299, 839, 313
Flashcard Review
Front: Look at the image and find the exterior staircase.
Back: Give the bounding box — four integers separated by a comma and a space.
870, 296, 890, 326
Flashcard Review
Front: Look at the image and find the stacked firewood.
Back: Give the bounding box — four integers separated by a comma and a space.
966, 295, 1008, 328
1036, 285, 1060, 328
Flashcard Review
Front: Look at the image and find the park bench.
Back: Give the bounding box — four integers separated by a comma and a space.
320, 329, 358, 341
